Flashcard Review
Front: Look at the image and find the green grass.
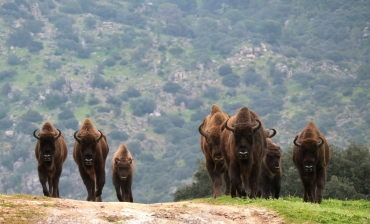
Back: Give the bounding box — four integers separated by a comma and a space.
193, 196, 370, 224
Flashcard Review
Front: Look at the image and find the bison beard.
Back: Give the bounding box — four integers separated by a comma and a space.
292, 121, 330, 203
111, 144, 134, 202
220, 107, 267, 199
34, 122, 68, 198
73, 118, 109, 202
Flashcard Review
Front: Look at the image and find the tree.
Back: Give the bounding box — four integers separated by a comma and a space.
221, 74, 240, 87
84, 16, 96, 29
223, 9, 244, 25
173, 160, 213, 201
158, 3, 182, 23
218, 64, 233, 76
163, 82, 182, 94
130, 97, 157, 117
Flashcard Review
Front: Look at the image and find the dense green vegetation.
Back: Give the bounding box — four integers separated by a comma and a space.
174, 142, 370, 201
0, 0, 369, 203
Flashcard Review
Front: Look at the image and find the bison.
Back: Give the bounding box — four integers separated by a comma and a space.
220, 107, 267, 199
73, 118, 109, 202
33, 122, 68, 198
292, 121, 330, 203
111, 144, 134, 202
257, 134, 282, 199
198, 104, 230, 198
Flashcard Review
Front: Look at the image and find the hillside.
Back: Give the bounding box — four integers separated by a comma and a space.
0, 0, 369, 203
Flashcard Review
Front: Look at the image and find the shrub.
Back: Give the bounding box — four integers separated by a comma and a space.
185, 98, 203, 110
88, 97, 100, 105
222, 74, 240, 87
43, 94, 68, 109
104, 57, 116, 67
57, 109, 75, 120
218, 64, 233, 76
202, 86, 221, 100
109, 131, 130, 141
149, 116, 174, 134
130, 96, 157, 116
7, 54, 21, 66
163, 82, 182, 94
125, 86, 141, 98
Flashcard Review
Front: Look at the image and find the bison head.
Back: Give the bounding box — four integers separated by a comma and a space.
225, 118, 261, 160
114, 158, 133, 181
74, 130, 103, 167
294, 136, 324, 173
34, 129, 61, 163
198, 124, 224, 170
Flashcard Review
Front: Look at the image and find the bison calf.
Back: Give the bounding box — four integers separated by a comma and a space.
111, 144, 134, 202
257, 136, 282, 199
34, 122, 68, 198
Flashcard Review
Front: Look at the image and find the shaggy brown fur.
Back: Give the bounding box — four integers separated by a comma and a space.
34, 122, 68, 198
73, 118, 109, 202
220, 107, 267, 199
111, 144, 134, 202
292, 121, 330, 203
198, 104, 230, 198
257, 137, 282, 199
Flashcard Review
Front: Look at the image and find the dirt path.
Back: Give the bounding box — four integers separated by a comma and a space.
28, 198, 285, 224
0, 195, 285, 223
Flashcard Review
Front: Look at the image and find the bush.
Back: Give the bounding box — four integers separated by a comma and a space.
222, 74, 240, 87
106, 95, 122, 106
7, 54, 21, 66
203, 86, 221, 100
104, 57, 116, 67
0, 69, 18, 81
126, 141, 142, 156
125, 86, 141, 98
109, 131, 130, 141
84, 16, 96, 29
43, 94, 68, 109
149, 116, 174, 134
163, 82, 182, 94
50, 77, 66, 91
88, 97, 100, 105
58, 109, 75, 120
96, 106, 110, 113
218, 64, 233, 76
130, 97, 157, 116
185, 98, 203, 110
242, 69, 262, 86
168, 46, 184, 56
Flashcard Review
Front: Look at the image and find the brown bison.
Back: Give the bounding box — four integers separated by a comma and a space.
198, 104, 230, 198
220, 107, 267, 199
257, 135, 282, 199
73, 118, 109, 202
33, 122, 68, 198
111, 144, 134, 202
292, 121, 330, 203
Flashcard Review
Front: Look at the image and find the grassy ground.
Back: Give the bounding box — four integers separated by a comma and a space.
195, 196, 370, 224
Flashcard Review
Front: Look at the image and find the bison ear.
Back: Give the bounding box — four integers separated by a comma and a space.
115, 158, 120, 164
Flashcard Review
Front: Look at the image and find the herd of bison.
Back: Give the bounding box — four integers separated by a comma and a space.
33, 104, 329, 204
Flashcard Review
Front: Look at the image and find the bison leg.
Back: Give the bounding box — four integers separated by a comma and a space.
272, 174, 281, 199
223, 171, 231, 195
78, 166, 96, 201
122, 184, 132, 202
248, 164, 260, 199
51, 168, 62, 198
38, 165, 50, 197
315, 167, 326, 204
228, 164, 246, 198
115, 184, 123, 202
206, 160, 222, 198
95, 166, 106, 199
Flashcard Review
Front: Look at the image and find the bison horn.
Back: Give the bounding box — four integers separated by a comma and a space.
74, 131, 82, 142
224, 118, 235, 133
33, 129, 40, 140
252, 119, 262, 133
198, 124, 209, 138
317, 136, 324, 148
54, 129, 62, 140
96, 130, 103, 143
268, 129, 276, 138
293, 136, 301, 147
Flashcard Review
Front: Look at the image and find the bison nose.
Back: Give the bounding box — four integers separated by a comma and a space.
85, 158, 93, 166
120, 176, 127, 181
238, 152, 248, 159
213, 157, 224, 164
304, 166, 313, 172
44, 154, 51, 161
